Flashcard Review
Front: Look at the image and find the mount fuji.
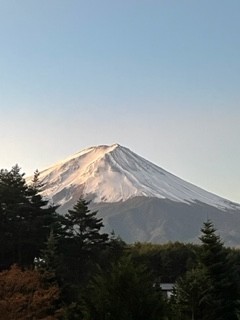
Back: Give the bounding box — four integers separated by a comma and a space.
34, 144, 240, 246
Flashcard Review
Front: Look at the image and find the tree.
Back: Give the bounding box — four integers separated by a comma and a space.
0, 165, 28, 268
0, 265, 62, 319
172, 266, 209, 320
198, 220, 240, 320
63, 197, 108, 249
130, 242, 197, 283
172, 220, 240, 320
0, 165, 59, 268
59, 198, 109, 294
35, 229, 60, 284
81, 256, 166, 320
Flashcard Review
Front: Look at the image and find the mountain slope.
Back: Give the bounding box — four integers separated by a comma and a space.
31, 144, 240, 246
38, 144, 239, 211
92, 197, 240, 246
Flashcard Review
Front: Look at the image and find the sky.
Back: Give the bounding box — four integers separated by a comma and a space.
1, 0, 240, 202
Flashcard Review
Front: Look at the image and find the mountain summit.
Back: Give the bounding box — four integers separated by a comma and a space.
39, 144, 238, 210
35, 144, 240, 245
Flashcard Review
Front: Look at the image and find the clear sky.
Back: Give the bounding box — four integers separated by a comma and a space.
1, 0, 240, 202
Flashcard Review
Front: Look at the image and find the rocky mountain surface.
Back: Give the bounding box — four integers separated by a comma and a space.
33, 144, 240, 246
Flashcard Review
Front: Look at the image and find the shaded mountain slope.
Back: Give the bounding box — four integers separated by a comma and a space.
30, 144, 240, 246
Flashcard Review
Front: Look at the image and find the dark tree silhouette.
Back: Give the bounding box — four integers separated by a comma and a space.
0, 165, 59, 268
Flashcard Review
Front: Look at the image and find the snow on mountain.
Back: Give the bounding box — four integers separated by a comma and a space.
35, 144, 239, 211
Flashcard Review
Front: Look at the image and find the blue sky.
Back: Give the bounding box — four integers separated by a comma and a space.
1, 0, 240, 202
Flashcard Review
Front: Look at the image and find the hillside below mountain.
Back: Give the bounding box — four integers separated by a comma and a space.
32, 144, 240, 246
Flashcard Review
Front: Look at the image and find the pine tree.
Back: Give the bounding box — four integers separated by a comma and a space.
63, 197, 108, 249
0, 165, 59, 268
172, 221, 240, 320
36, 229, 60, 283
199, 220, 240, 320
59, 197, 109, 290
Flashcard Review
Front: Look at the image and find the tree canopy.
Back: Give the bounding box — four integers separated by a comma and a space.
81, 256, 166, 320
0, 264, 61, 320
172, 220, 240, 320
1, 165, 240, 319
0, 166, 59, 269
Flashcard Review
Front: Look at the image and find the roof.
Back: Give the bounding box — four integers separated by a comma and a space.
160, 283, 174, 291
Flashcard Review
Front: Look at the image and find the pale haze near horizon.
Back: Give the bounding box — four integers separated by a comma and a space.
0, 1, 240, 203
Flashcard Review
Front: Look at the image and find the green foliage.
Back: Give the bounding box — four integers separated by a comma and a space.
41, 230, 59, 274
35, 229, 61, 285
62, 197, 109, 249
130, 241, 198, 282
199, 220, 240, 320
56, 197, 110, 302
172, 266, 209, 320
2, 164, 240, 319
0, 165, 59, 268
172, 220, 240, 320
81, 256, 166, 320
94, 231, 127, 275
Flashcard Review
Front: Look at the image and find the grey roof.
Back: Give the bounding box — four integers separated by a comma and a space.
160, 283, 174, 291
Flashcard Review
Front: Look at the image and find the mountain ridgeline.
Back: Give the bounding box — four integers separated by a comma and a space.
33, 144, 240, 246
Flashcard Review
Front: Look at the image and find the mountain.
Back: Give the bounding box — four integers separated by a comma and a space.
34, 144, 240, 246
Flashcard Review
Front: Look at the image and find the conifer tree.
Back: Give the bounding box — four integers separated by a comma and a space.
59, 197, 109, 288
0, 165, 59, 268
199, 220, 240, 320
36, 229, 60, 284
63, 197, 108, 249
173, 220, 240, 320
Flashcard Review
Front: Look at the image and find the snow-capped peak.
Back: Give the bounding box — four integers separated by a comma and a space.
35, 144, 239, 210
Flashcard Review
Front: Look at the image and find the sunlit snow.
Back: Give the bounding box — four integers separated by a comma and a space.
33, 144, 239, 210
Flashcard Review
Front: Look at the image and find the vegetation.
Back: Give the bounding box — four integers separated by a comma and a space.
171, 221, 240, 320
81, 256, 166, 320
0, 166, 59, 269
0, 264, 62, 320
1, 165, 240, 319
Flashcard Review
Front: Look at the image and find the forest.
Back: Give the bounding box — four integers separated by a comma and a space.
0, 165, 240, 319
